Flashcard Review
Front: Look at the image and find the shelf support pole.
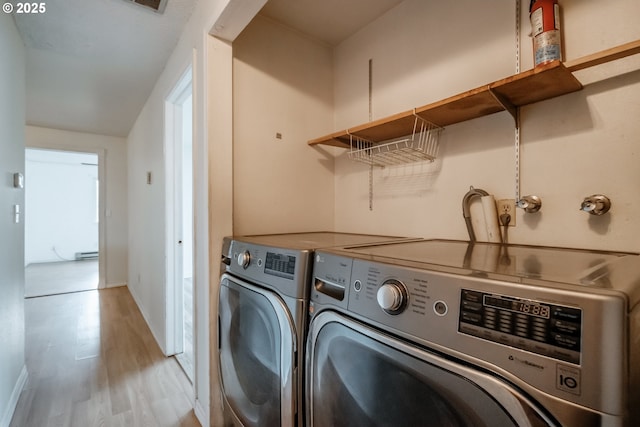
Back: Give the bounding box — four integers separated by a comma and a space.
514, 106, 522, 205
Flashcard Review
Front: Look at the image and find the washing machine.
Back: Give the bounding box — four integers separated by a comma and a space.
218, 232, 416, 427
307, 239, 640, 426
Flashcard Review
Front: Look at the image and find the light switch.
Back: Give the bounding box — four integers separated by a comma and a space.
13, 172, 24, 189
13, 204, 20, 224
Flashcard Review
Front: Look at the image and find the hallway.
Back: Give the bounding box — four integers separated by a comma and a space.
10, 287, 199, 427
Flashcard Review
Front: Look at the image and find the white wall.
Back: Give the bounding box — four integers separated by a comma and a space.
232, 15, 335, 235
25, 126, 128, 287
126, 1, 265, 424
25, 149, 98, 264
0, 14, 27, 427
331, 0, 640, 252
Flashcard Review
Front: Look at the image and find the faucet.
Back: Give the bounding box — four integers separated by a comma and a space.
580, 194, 611, 215
462, 186, 489, 243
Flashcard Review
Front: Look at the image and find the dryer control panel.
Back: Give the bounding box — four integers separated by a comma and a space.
225, 239, 311, 299
458, 289, 582, 364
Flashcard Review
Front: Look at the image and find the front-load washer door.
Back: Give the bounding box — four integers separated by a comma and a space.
307, 311, 558, 427
219, 274, 296, 427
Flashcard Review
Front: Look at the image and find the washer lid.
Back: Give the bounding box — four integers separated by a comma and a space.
235, 231, 413, 250
331, 239, 640, 301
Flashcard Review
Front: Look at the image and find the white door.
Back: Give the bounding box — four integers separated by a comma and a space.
165, 67, 194, 382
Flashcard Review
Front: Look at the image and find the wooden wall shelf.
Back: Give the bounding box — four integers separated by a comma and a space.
308, 40, 640, 149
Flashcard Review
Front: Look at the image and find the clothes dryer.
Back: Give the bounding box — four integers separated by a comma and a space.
218, 232, 415, 427
308, 240, 640, 426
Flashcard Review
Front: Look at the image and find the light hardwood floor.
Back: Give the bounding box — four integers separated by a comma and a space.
10, 287, 200, 427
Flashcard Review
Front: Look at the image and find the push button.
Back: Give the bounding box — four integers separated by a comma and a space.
434, 301, 448, 316
552, 319, 580, 336
461, 300, 482, 312
552, 333, 580, 351
461, 311, 481, 324
462, 289, 483, 303
552, 307, 581, 322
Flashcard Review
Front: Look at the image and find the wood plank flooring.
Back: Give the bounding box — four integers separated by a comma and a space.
10, 287, 200, 427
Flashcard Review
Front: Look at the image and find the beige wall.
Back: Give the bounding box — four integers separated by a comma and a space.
231, 1, 640, 252
331, 0, 640, 252
232, 15, 335, 235
25, 126, 128, 287
0, 13, 26, 427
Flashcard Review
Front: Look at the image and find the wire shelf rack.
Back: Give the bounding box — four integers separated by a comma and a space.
348, 114, 442, 167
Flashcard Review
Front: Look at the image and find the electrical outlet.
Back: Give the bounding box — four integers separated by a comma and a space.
497, 199, 516, 226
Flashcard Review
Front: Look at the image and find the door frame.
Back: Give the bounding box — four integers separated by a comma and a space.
164, 64, 194, 357
24, 146, 106, 290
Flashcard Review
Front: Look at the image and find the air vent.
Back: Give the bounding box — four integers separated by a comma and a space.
123, 0, 168, 14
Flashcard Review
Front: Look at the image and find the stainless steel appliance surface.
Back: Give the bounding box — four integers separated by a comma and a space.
218, 232, 415, 427
308, 239, 640, 427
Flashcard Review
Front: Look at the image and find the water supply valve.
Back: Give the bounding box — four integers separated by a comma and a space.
518, 195, 542, 213
580, 195, 611, 215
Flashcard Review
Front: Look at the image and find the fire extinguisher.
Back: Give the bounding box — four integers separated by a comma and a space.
530, 0, 562, 66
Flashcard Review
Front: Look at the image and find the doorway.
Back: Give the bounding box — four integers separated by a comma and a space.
165, 66, 195, 383
24, 148, 103, 298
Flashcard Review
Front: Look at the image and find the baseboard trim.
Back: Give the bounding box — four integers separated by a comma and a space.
126, 284, 168, 355
1, 365, 28, 427
105, 281, 127, 289
194, 399, 209, 427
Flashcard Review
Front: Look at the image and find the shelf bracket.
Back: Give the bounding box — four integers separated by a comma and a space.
346, 129, 375, 148
487, 86, 521, 199
488, 86, 518, 124
412, 109, 443, 130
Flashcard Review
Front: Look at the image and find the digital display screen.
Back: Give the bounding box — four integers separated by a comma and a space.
484, 295, 550, 319
459, 289, 582, 364
264, 252, 296, 279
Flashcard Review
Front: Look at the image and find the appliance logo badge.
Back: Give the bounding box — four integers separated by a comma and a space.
316, 254, 324, 263
556, 364, 581, 396
508, 354, 545, 371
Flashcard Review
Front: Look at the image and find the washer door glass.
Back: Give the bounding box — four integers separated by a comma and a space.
308, 313, 555, 427
219, 277, 294, 427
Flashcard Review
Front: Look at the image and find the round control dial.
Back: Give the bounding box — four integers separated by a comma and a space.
237, 251, 251, 269
376, 279, 408, 314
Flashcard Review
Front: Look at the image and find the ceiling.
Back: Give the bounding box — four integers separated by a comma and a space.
13, 0, 404, 138
14, 0, 198, 137
259, 0, 404, 47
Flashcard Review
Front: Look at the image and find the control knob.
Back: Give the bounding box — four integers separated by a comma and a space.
377, 279, 408, 314
237, 251, 251, 269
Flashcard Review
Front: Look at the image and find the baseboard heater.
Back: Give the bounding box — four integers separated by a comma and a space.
75, 251, 99, 260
